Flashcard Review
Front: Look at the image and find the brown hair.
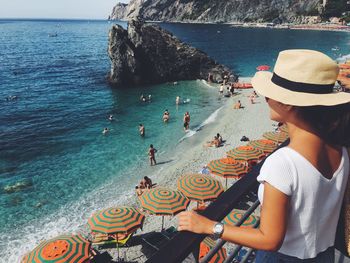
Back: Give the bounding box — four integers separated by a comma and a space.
297, 103, 350, 146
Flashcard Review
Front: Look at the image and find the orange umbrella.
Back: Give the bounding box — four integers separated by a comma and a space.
199, 237, 227, 263
263, 131, 289, 143
207, 158, 249, 188
139, 188, 189, 230
21, 234, 91, 263
256, 65, 270, 71
88, 206, 145, 234
247, 139, 277, 154
279, 124, 288, 133
226, 145, 265, 164
177, 174, 224, 202
339, 64, 350, 70
88, 206, 144, 260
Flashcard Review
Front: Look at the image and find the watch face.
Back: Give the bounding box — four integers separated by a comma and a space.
214, 223, 224, 234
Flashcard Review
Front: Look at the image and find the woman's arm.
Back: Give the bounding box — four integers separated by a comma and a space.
177, 183, 289, 251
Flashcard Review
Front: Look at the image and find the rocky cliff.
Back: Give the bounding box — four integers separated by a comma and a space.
110, 0, 328, 24
108, 19, 236, 87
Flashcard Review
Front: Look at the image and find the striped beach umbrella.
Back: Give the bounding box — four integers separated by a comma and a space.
263, 131, 289, 143
207, 158, 249, 188
88, 206, 144, 260
21, 234, 91, 263
199, 237, 227, 263
223, 210, 258, 228
247, 139, 277, 154
177, 174, 224, 202
226, 145, 265, 163
139, 188, 189, 230
88, 206, 145, 234
278, 124, 288, 133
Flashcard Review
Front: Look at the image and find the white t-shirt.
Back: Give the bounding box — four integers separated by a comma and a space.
257, 147, 349, 259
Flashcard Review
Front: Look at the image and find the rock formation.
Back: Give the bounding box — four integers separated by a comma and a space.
108, 19, 236, 87
110, 0, 327, 24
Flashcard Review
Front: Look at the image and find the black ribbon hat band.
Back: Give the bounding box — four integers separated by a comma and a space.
271, 73, 334, 94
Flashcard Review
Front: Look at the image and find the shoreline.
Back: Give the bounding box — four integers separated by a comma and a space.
113, 19, 350, 33
88, 83, 275, 262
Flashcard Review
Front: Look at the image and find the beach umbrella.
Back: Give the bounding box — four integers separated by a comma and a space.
207, 158, 249, 188
88, 206, 145, 234
247, 139, 277, 154
88, 206, 145, 260
177, 174, 224, 203
339, 64, 350, 70
199, 237, 227, 263
279, 124, 288, 133
223, 209, 258, 228
139, 188, 189, 230
226, 145, 265, 164
256, 65, 270, 71
263, 131, 289, 143
21, 234, 91, 263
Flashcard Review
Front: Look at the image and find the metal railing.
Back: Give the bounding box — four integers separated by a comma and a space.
146, 140, 289, 263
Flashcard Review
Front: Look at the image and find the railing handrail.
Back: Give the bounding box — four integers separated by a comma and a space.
147, 140, 290, 263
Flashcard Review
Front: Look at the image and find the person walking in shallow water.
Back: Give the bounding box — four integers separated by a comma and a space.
139, 124, 145, 137
183, 112, 190, 131
148, 144, 157, 166
177, 50, 350, 262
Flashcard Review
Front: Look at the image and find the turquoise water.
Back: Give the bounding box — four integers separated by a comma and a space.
1, 19, 350, 261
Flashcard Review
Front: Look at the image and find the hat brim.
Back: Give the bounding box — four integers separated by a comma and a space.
251, 71, 350, 106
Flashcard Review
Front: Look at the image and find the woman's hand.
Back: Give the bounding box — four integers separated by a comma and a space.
177, 211, 215, 234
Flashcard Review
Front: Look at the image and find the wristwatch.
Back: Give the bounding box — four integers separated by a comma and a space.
212, 222, 224, 239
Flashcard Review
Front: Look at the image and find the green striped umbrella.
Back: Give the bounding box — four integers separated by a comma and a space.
88, 206, 145, 234
139, 188, 189, 230
21, 234, 91, 263
223, 209, 258, 228
226, 145, 265, 163
177, 174, 224, 202
207, 158, 249, 188
263, 131, 289, 143
247, 139, 277, 154
279, 124, 288, 133
199, 237, 227, 263
88, 206, 144, 260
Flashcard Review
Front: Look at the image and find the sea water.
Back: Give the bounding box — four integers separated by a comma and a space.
0, 19, 349, 262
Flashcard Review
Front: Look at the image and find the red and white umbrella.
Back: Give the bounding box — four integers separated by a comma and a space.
256, 65, 270, 71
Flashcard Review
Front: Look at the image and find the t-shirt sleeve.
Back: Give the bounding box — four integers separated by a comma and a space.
257, 150, 294, 196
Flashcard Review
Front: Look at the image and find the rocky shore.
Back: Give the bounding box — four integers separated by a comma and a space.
108, 19, 236, 87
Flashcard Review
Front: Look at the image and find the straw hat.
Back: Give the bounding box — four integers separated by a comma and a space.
252, 49, 350, 106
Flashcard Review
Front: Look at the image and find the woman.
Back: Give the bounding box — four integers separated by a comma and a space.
178, 50, 350, 262
148, 144, 157, 166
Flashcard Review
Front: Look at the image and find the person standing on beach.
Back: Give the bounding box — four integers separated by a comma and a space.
139, 124, 145, 137
148, 144, 157, 166
177, 50, 350, 262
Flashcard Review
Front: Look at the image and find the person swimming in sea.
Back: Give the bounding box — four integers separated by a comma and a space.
139, 124, 145, 137
163, 109, 170, 122
102, 128, 109, 135
108, 114, 114, 121
176, 96, 181, 105
140, 94, 146, 102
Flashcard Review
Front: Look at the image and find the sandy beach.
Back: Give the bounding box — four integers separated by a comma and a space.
88, 81, 275, 262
